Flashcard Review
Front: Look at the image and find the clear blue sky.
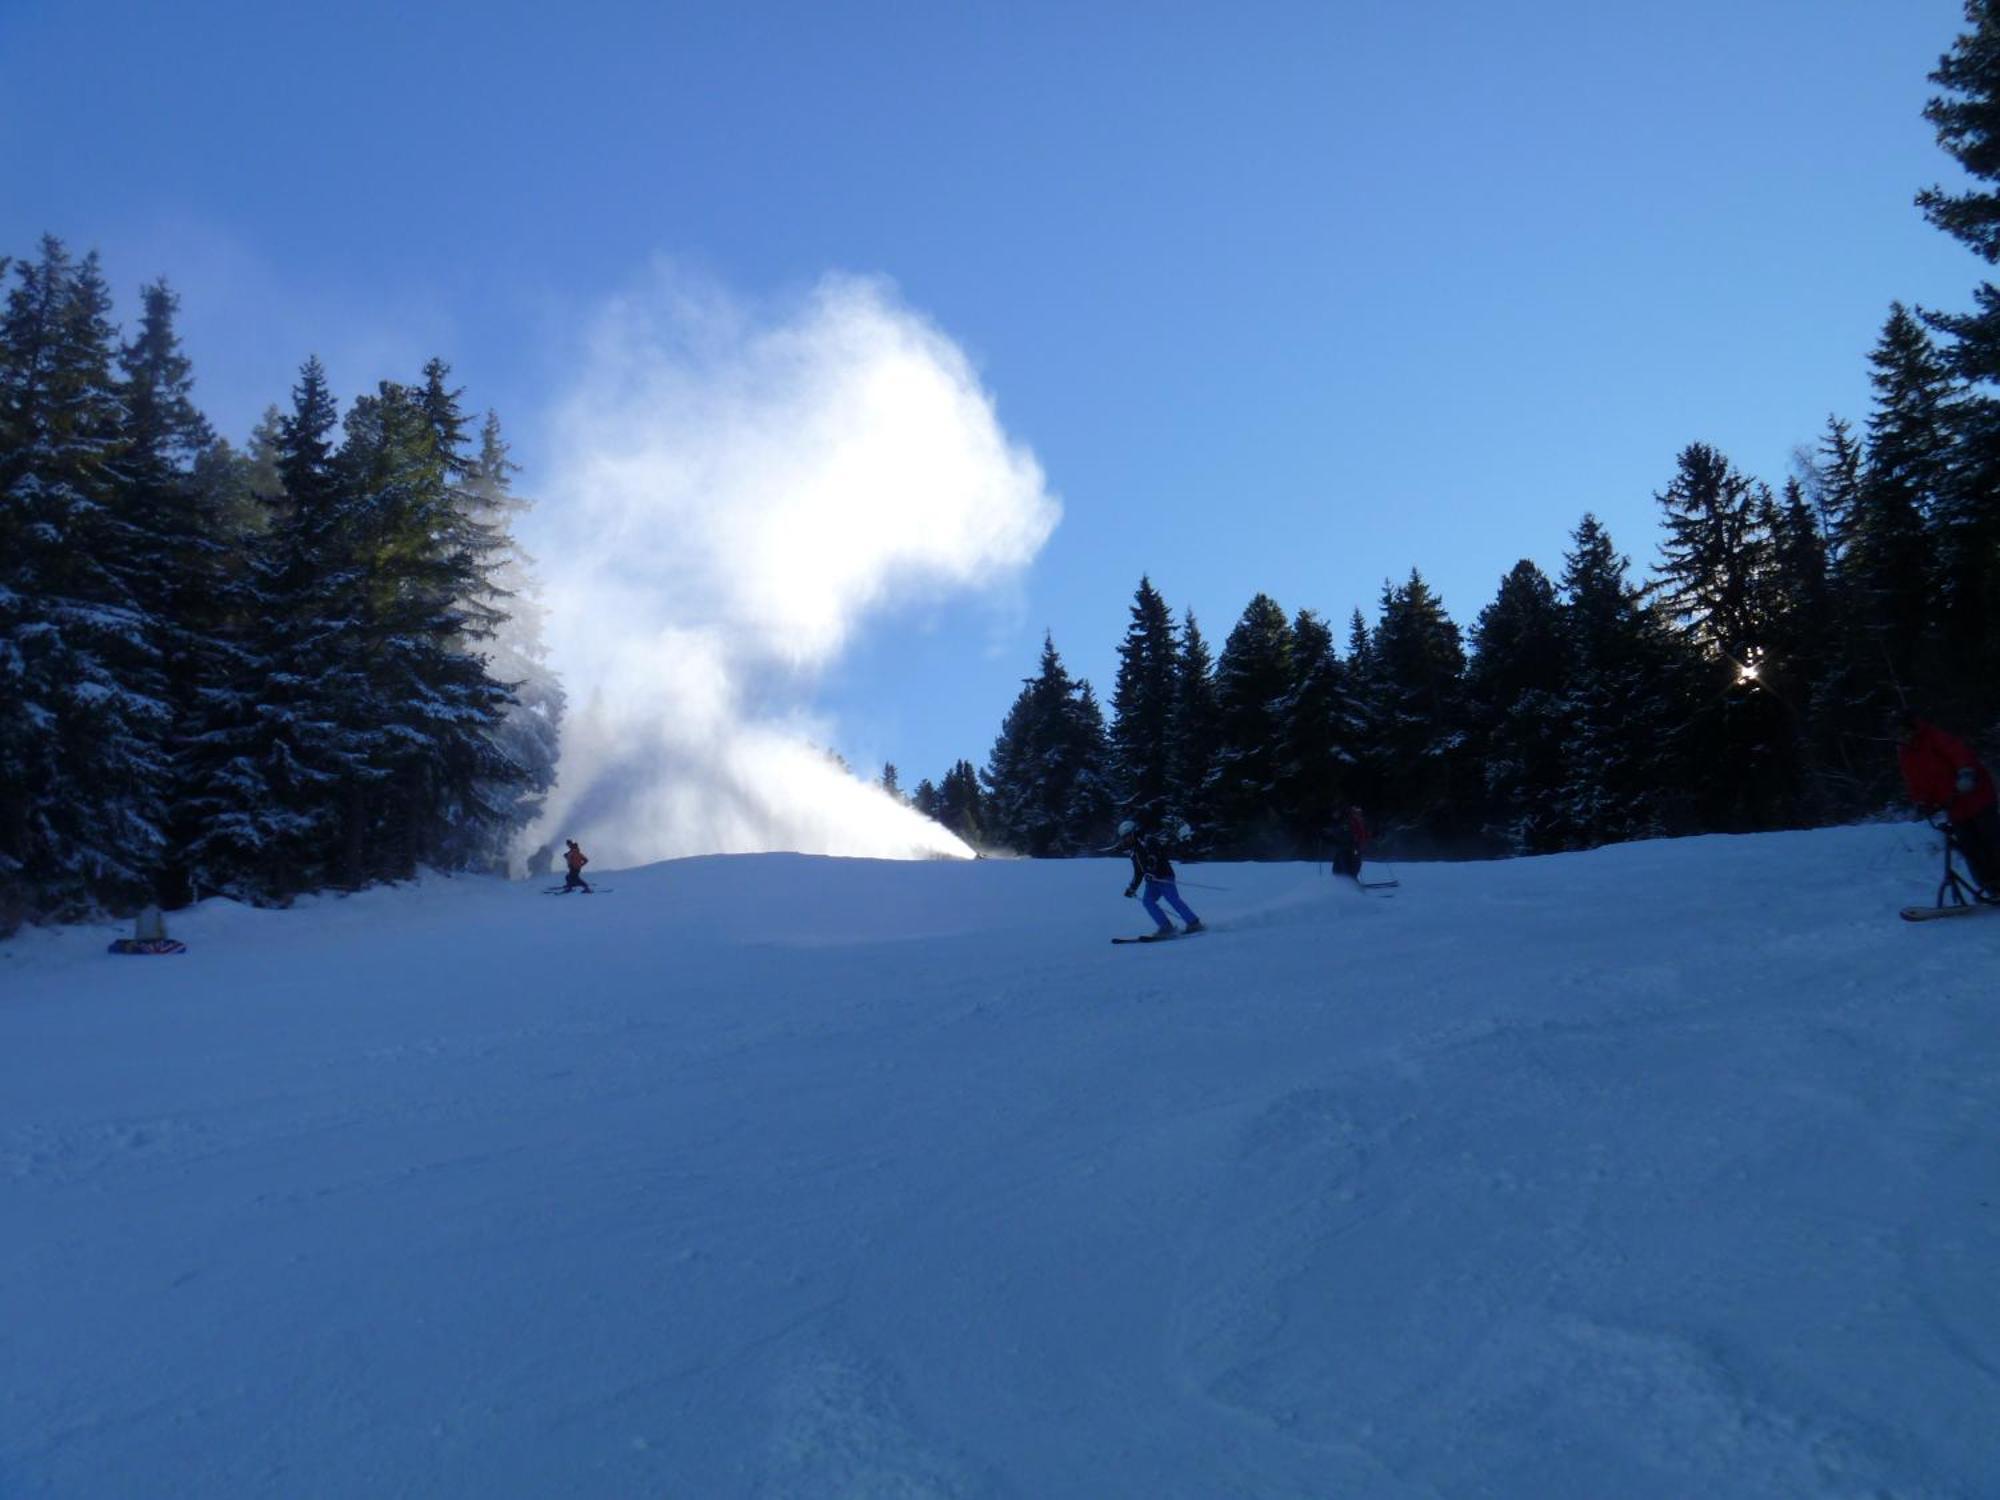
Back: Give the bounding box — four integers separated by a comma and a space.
0, 0, 1980, 787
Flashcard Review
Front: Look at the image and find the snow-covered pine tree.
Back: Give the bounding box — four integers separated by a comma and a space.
338, 374, 518, 883
461, 409, 562, 872
1108, 576, 1178, 830
0, 238, 170, 922
1465, 559, 1570, 854
982, 635, 1111, 856
1207, 593, 1294, 853
117, 279, 234, 907
179, 357, 369, 899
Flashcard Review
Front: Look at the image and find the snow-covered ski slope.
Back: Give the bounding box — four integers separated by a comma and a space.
3, 823, 1997, 1499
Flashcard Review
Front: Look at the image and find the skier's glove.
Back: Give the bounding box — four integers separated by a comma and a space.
1956, 767, 1977, 795
1123, 884, 1137, 899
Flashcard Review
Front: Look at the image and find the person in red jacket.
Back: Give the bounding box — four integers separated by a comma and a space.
1330, 805, 1372, 881
1895, 710, 2000, 893
562, 839, 593, 893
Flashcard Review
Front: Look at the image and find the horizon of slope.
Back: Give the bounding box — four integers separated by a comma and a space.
2, 823, 1997, 1498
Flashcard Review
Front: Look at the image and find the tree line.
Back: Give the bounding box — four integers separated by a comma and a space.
899, 3, 2000, 863
0, 237, 562, 932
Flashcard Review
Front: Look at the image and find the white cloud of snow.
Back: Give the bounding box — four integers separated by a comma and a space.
525, 267, 1061, 869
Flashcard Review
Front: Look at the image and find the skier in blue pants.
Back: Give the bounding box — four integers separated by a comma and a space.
1119, 819, 1201, 936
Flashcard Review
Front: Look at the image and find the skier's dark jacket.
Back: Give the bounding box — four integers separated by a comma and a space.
1124, 836, 1175, 894
1899, 720, 1997, 822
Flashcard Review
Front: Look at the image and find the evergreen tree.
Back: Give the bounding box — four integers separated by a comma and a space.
117, 279, 231, 906
982, 635, 1112, 855
1466, 560, 1570, 852
179, 357, 370, 899
462, 410, 561, 871
1806, 415, 1864, 564
1651, 443, 1771, 665
912, 778, 941, 820
1208, 594, 1294, 852
936, 759, 987, 847
1855, 305, 1955, 698
1649, 445, 1801, 830
1369, 571, 1469, 844
1107, 576, 1179, 827
1276, 608, 1355, 852
1558, 515, 1687, 847
1339, 608, 1388, 818
335, 376, 518, 883
0, 238, 168, 920
1166, 609, 1220, 844
1917, 4, 2000, 714
879, 763, 902, 801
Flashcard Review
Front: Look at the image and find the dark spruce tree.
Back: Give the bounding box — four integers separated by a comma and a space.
1762, 477, 1842, 814
982, 635, 1112, 856
1340, 608, 1388, 819
180, 356, 374, 900
936, 759, 988, 848
117, 279, 233, 907
1797, 416, 1895, 799
1557, 514, 1688, 849
1465, 559, 1570, 853
1369, 571, 1469, 846
0, 238, 170, 922
1166, 609, 1220, 846
1208, 594, 1295, 852
336, 376, 519, 884
1276, 608, 1356, 854
1858, 305, 1955, 703
1108, 576, 1179, 829
1807, 415, 1864, 562
1650, 444, 1800, 830
1918, 3, 2000, 717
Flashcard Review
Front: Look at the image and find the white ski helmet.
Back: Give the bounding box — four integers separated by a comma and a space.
1116, 819, 1137, 838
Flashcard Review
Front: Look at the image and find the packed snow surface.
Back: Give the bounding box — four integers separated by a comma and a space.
3, 824, 1997, 1497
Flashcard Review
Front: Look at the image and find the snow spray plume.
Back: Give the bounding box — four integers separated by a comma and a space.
525, 270, 1060, 869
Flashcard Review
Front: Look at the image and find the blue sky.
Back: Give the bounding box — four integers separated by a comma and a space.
0, 0, 1982, 791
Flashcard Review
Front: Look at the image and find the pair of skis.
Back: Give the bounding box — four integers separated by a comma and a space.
1900, 900, 1993, 922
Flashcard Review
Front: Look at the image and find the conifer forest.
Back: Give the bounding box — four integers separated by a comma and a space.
9, 7, 2000, 926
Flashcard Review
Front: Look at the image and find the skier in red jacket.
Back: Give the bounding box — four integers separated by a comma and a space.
562, 839, 593, 893
1330, 805, 1372, 881
1895, 711, 2000, 893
